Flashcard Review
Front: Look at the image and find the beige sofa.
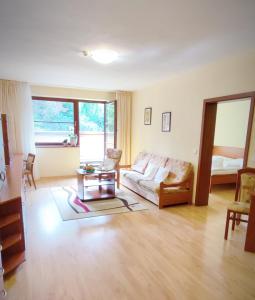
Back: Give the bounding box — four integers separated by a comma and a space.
120, 151, 194, 208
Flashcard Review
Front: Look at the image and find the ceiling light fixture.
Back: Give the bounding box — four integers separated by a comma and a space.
83, 49, 118, 64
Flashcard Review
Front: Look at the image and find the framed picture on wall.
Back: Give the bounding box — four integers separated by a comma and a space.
162, 112, 171, 132
144, 107, 152, 125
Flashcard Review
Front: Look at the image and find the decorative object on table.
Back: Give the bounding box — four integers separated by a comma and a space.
83, 164, 95, 173
162, 112, 171, 132
224, 167, 255, 241
23, 153, 36, 189
62, 139, 68, 147
52, 186, 147, 221
144, 107, 152, 125
69, 133, 78, 146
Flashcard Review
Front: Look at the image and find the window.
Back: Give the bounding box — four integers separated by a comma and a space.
32, 98, 75, 145
32, 97, 117, 163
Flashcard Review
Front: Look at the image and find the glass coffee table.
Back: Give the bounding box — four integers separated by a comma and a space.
76, 169, 116, 201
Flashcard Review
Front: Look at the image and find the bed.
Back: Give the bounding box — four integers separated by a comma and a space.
210, 146, 244, 192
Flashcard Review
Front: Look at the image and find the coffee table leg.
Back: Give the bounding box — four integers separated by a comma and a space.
99, 173, 102, 193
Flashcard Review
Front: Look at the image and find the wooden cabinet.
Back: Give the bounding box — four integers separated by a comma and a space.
0, 155, 25, 295
0, 244, 6, 299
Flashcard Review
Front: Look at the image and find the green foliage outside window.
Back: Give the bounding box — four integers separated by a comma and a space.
33, 100, 115, 133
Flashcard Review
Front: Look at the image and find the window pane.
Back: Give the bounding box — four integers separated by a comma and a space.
33, 100, 74, 122
79, 102, 104, 132
33, 100, 74, 143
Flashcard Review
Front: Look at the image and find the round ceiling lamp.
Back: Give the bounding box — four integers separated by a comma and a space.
83, 49, 119, 64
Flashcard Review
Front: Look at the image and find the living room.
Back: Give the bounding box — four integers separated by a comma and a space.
0, 1, 255, 299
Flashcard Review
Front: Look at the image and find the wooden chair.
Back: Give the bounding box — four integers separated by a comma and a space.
23, 153, 36, 189
224, 168, 255, 240
106, 148, 122, 188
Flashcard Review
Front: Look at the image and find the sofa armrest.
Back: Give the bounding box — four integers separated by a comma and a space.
160, 179, 190, 189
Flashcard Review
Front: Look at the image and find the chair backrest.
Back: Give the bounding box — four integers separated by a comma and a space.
106, 148, 122, 169
25, 153, 35, 171
235, 168, 255, 203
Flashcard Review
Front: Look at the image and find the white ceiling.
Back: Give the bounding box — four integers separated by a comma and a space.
0, 0, 255, 91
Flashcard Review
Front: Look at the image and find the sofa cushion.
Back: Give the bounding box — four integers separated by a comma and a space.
139, 180, 160, 193
139, 180, 183, 194
164, 158, 192, 183
125, 171, 145, 183
131, 151, 151, 173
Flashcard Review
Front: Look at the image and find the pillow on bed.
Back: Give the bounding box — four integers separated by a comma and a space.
212, 156, 224, 169
223, 158, 243, 169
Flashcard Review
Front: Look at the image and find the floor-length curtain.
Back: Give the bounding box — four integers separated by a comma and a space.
0, 80, 38, 176
116, 91, 132, 165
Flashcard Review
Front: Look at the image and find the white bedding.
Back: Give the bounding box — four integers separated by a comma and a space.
211, 168, 239, 176
211, 155, 243, 176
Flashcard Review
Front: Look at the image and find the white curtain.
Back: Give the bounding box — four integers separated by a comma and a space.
116, 91, 132, 165
0, 80, 39, 177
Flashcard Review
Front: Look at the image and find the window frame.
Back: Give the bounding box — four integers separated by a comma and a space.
32, 96, 78, 147
32, 96, 117, 149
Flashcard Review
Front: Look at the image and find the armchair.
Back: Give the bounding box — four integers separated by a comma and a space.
103, 148, 122, 188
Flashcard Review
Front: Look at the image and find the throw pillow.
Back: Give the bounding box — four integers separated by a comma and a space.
154, 167, 169, 183
143, 163, 159, 180
132, 158, 149, 174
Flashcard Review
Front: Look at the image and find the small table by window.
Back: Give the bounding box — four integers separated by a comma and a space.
76, 169, 116, 201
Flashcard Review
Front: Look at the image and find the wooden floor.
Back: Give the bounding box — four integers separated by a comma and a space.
5, 179, 255, 300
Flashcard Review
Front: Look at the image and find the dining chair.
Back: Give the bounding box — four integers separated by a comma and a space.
23, 153, 36, 189
224, 167, 255, 240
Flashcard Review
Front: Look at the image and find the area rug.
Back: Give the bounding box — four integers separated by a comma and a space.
51, 186, 147, 221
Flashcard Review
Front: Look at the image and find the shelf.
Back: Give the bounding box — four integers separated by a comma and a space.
3, 251, 25, 275
81, 189, 115, 201
83, 179, 115, 187
2, 234, 22, 251
0, 214, 20, 229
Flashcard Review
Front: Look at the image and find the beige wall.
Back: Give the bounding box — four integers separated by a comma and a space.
132, 50, 255, 177
37, 147, 80, 177
31, 85, 116, 177
214, 100, 250, 148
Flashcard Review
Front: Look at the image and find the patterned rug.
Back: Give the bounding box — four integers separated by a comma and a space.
51, 187, 147, 221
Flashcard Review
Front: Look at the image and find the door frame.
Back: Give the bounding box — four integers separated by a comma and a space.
195, 91, 255, 206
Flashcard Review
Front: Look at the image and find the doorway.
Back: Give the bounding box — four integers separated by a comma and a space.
79, 101, 116, 163
195, 92, 255, 206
